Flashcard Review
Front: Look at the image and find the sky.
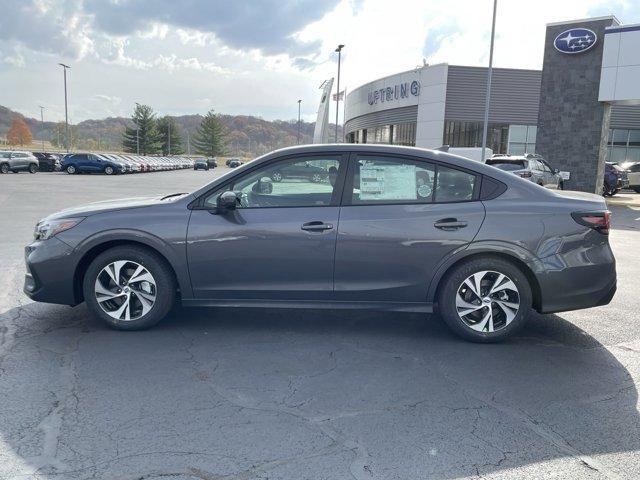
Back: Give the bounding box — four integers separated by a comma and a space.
0, 0, 639, 125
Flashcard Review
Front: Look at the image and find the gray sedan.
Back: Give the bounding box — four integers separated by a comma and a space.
23, 144, 615, 342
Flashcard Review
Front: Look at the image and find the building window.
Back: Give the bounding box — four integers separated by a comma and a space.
607, 129, 640, 164
346, 123, 415, 146
507, 125, 536, 154
443, 121, 508, 154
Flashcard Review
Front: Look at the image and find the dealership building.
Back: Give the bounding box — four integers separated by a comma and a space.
343, 16, 640, 192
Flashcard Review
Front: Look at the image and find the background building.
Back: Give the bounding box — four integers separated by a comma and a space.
343, 15, 640, 192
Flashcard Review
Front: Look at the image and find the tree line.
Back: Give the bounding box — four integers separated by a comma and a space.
123, 104, 226, 156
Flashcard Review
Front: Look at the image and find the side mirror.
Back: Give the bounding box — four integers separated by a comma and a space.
217, 191, 239, 211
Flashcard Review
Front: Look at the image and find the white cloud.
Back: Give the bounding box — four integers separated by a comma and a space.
2, 0, 639, 123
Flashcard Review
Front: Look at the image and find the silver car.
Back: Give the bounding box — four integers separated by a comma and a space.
486, 154, 564, 189
0, 150, 40, 174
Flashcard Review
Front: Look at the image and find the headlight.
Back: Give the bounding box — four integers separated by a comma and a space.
34, 217, 84, 241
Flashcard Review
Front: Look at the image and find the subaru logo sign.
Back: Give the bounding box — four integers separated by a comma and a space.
554, 28, 597, 54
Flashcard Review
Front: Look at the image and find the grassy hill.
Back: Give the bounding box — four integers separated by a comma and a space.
0, 105, 341, 157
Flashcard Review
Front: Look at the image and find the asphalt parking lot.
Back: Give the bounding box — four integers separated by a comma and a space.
1, 169, 639, 480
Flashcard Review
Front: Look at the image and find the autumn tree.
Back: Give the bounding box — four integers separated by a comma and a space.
193, 110, 226, 157
7, 117, 33, 146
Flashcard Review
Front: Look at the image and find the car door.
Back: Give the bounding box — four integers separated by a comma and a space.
11, 153, 27, 170
186, 154, 347, 301
333, 153, 485, 304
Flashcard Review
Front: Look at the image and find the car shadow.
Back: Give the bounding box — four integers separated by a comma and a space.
0, 302, 638, 479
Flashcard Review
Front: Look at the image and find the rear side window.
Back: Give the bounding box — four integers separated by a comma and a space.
434, 166, 476, 202
351, 156, 436, 204
350, 155, 477, 204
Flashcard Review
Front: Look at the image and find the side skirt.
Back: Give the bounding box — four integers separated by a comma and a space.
182, 299, 433, 313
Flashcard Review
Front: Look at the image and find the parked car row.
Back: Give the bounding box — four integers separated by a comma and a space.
61, 153, 194, 174
0, 151, 41, 174
193, 157, 218, 171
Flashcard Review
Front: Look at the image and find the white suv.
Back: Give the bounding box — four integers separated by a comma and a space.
0, 151, 40, 174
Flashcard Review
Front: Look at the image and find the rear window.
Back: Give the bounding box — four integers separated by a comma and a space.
486, 160, 527, 171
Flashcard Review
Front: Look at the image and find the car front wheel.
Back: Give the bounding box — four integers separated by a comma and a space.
83, 246, 176, 330
104, 166, 115, 175
437, 257, 532, 343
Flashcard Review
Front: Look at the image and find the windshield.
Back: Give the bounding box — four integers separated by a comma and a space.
486, 160, 527, 171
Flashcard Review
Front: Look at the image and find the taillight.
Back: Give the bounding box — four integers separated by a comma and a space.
571, 211, 610, 235
518, 171, 532, 178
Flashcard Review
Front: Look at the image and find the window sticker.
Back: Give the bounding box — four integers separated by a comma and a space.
360, 164, 417, 200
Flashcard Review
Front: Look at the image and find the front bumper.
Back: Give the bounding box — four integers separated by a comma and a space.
24, 237, 78, 305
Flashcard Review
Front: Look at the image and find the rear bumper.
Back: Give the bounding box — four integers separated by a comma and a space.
23, 237, 78, 305
536, 245, 617, 314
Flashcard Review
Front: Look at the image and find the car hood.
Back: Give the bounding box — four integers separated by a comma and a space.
45, 195, 186, 220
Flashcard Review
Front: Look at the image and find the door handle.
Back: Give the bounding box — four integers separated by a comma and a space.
301, 221, 333, 232
434, 218, 468, 230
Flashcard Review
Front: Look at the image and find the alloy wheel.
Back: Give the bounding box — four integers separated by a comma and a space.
455, 270, 520, 333
67, 165, 76, 174
94, 260, 157, 321
0, 164, 9, 174
312, 173, 322, 183
105, 166, 114, 175
272, 172, 283, 182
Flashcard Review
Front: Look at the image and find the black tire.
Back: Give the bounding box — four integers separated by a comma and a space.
29, 163, 38, 174
437, 256, 532, 343
66, 165, 77, 174
558, 181, 564, 190
104, 165, 115, 175
0, 163, 8, 174
82, 246, 176, 331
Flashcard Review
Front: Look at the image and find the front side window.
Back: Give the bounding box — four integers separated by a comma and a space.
204, 156, 343, 209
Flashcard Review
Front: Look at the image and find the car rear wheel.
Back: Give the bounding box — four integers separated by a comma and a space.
0, 163, 9, 174
29, 163, 38, 174
437, 257, 532, 343
83, 246, 176, 330
66, 165, 77, 174
104, 166, 115, 175
271, 171, 283, 182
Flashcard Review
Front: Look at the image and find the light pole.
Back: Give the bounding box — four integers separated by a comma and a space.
167, 119, 171, 156
481, 0, 498, 162
334, 44, 344, 143
58, 63, 70, 152
297, 99, 302, 144
38, 106, 45, 152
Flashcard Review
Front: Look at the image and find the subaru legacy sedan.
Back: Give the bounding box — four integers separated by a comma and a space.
24, 145, 616, 342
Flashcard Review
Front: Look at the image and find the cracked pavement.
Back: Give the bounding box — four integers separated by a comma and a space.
1, 169, 639, 479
